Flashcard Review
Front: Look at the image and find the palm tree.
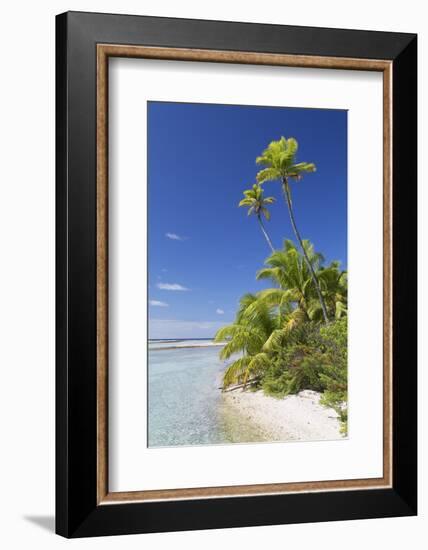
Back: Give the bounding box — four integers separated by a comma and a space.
317, 262, 348, 320
255, 240, 325, 350
256, 239, 324, 321
238, 184, 276, 252
214, 293, 275, 388
256, 136, 329, 323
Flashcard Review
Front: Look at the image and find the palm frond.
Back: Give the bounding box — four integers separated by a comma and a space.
256, 266, 281, 284
257, 287, 297, 309
256, 167, 281, 183
214, 324, 241, 342
247, 352, 271, 378
335, 301, 347, 319
288, 162, 316, 176
223, 356, 251, 387
307, 301, 324, 322
219, 328, 262, 359
261, 207, 270, 220
262, 328, 287, 352
238, 198, 253, 207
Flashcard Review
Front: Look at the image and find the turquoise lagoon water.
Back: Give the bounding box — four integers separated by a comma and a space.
148, 342, 267, 447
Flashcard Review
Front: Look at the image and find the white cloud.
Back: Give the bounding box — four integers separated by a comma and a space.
216, 308, 224, 315
156, 283, 189, 291
149, 300, 168, 307
149, 319, 225, 339
165, 232, 185, 241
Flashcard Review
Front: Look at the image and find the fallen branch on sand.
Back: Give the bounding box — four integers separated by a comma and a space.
219, 378, 260, 392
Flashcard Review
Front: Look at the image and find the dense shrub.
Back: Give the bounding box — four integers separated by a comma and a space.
260, 319, 348, 433
318, 319, 348, 433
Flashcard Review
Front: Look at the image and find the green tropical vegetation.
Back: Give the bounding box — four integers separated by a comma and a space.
215, 136, 348, 433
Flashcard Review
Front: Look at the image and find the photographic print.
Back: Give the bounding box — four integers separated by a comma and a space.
148, 101, 348, 448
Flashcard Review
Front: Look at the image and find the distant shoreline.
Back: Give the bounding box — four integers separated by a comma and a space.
149, 338, 215, 341
149, 342, 225, 351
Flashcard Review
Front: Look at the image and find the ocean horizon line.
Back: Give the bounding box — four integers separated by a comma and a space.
149, 337, 215, 341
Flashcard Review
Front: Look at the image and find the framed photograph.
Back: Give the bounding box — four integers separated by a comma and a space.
56, 11, 417, 538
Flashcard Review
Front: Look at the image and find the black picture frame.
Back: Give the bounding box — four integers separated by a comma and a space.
56, 11, 417, 538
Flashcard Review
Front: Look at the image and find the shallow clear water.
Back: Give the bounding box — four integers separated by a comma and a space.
148, 346, 268, 447
148, 339, 223, 350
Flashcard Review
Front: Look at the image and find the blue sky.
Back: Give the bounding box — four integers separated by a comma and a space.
148, 102, 347, 339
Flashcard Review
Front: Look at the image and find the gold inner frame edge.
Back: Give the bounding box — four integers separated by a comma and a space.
96, 44, 393, 505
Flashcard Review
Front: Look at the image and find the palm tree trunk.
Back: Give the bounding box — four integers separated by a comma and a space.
282, 179, 329, 323
257, 214, 275, 253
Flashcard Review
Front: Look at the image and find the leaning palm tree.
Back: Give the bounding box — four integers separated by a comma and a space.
256, 136, 329, 323
214, 293, 275, 388
238, 184, 276, 252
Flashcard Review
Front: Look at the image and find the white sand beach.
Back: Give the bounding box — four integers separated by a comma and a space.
222, 389, 343, 442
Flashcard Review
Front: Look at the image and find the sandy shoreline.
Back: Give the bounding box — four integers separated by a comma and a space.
222, 389, 343, 442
